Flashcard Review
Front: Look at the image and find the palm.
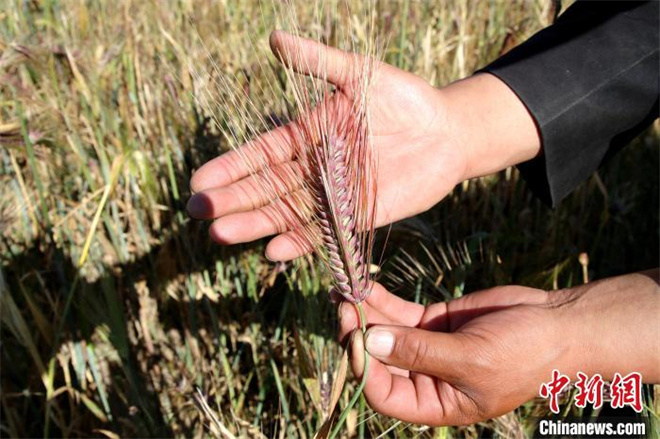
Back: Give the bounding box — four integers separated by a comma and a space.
188, 33, 464, 260
357, 67, 465, 227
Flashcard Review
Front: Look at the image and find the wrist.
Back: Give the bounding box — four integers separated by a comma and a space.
551, 272, 660, 382
548, 288, 594, 380
438, 73, 542, 182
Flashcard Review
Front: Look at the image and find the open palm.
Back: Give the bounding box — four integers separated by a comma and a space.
188, 31, 465, 260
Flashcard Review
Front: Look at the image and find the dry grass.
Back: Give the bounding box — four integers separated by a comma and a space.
1, 0, 658, 438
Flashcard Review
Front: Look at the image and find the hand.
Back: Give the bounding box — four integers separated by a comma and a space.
339, 283, 561, 425
340, 272, 660, 426
187, 31, 542, 261
187, 31, 464, 261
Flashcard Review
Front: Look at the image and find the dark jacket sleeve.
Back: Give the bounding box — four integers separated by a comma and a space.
479, 1, 659, 207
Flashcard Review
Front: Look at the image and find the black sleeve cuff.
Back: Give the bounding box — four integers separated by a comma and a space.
479, 1, 659, 207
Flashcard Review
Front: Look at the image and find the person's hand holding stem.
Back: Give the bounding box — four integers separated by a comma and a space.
339, 272, 659, 425
188, 31, 660, 425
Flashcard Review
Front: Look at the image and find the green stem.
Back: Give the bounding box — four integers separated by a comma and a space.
329, 302, 370, 439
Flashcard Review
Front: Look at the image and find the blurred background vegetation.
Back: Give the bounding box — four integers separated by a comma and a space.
0, 0, 657, 437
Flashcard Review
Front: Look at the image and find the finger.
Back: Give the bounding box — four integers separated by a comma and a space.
328, 288, 343, 305
270, 30, 363, 88
350, 332, 464, 425
445, 285, 547, 331
209, 189, 312, 245
418, 301, 451, 332
339, 303, 411, 378
338, 301, 396, 343
363, 325, 468, 379
187, 161, 304, 219
459, 285, 548, 308
265, 229, 313, 261
362, 283, 426, 328
190, 122, 298, 193
266, 198, 381, 260
338, 284, 427, 341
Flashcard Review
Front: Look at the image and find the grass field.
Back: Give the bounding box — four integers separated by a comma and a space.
1, 0, 658, 437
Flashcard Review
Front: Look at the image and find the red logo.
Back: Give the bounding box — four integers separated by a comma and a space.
539, 369, 571, 414
540, 371, 643, 413
610, 372, 643, 413
574, 372, 604, 409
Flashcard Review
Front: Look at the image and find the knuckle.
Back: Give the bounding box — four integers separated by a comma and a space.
398, 332, 430, 370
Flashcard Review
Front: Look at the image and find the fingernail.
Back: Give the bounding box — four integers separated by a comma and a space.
264, 248, 283, 262
365, 329, 394, 357
350, 330, 365, 376
329, 287, 342, 305
186, 194, 207, 217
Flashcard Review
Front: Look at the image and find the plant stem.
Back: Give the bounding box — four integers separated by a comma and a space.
329, 302, 370, 439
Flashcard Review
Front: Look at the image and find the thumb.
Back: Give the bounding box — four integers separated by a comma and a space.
269, 30, 360, 87
364, 325, 469, 378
